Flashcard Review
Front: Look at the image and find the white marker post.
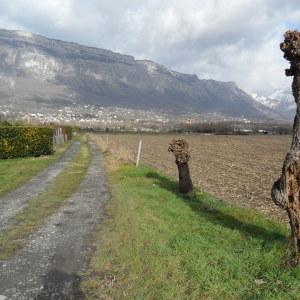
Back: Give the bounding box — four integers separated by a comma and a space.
136, 140, 142, 167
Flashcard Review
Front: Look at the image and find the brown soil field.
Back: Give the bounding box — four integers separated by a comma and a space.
93, 133, 291, 222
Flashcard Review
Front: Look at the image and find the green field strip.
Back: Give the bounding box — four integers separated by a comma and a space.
81, 155, 300, 300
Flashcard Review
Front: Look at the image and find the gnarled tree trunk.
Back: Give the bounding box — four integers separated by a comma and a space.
271, 30, 300, 263
168, 139, 193, 194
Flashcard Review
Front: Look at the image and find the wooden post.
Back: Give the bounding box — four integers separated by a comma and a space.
60, 128, 63, 144
136, 140, 142, 167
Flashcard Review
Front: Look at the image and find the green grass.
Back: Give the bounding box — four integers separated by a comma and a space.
0, 142, 70, 197
81, 157, 300, 300
0, 139, 92, 260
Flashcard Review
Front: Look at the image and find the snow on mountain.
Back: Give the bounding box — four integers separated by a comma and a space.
252, 94, 275, 108
252, 87, 295, 120
269, 87, 295, 110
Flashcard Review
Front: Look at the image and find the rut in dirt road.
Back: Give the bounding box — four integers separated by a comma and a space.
0, 143, 110, 300
0, 142, 80, 231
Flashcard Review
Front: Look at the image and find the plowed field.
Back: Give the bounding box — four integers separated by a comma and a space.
95, 133, 290, 221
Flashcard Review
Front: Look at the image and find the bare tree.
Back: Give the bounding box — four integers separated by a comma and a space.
272, 30, 300, 263
168, 139, 193, 194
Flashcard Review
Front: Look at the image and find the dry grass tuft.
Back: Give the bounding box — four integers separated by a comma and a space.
88, 133, 134, 172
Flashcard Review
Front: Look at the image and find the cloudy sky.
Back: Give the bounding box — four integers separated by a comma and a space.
0, 0, 299, 95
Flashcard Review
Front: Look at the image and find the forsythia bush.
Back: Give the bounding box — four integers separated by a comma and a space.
0, 126, 54, 159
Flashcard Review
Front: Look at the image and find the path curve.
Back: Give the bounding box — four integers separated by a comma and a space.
0, 143, 110, 299
0, 141, 80, 231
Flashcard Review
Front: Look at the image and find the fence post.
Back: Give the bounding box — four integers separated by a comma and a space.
136, 140, 142, 167
60, 128, 63, 144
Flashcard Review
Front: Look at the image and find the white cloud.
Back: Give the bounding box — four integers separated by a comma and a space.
0, 0, 298, 94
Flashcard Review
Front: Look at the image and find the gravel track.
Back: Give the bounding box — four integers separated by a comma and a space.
0, 142, 80, 231
0, 143, 110, 299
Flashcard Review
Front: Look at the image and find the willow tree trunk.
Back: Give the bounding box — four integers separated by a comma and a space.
177, 162, 193, 194
168, 139, 193, 194
271, 30, 300, 263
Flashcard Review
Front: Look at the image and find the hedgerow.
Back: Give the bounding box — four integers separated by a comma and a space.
0, 126, 54, 159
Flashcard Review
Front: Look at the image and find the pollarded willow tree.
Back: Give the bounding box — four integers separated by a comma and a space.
168, 139, 193, 194
272, 30, 300, 263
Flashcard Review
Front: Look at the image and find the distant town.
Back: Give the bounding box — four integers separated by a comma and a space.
0, 103, 292, 135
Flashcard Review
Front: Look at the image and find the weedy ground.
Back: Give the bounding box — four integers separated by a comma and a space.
81, 150, 300, 300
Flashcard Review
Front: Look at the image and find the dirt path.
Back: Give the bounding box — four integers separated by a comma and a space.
0, 143, 110, 299
0, 142, 80, 231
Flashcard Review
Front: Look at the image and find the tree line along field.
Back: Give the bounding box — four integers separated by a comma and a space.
95, 133, 290, 222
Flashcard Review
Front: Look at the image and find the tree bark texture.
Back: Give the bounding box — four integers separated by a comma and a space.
168, 139, 193, 194
271, 31, 300, 263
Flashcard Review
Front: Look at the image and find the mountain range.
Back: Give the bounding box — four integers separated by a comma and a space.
0, 29, 289, 121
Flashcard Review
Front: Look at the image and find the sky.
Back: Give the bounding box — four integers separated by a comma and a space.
0, 0, 299, 95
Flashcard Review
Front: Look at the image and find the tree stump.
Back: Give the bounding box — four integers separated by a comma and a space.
168, 139, 193, 194
271, 30, 300, 263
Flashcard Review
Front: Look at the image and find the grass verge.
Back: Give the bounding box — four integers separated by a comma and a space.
81, 154, 300, 300
0, 138, 91, 260
0, 142, 70, 197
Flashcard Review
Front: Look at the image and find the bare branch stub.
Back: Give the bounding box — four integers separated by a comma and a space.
272, 30, 300, 264
168, 139, 193, 194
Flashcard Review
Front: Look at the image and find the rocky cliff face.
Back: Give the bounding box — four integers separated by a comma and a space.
0, 29, 283, 119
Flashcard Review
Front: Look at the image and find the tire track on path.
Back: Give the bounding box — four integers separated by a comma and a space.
0, 143, 110, 299
0, 142, 80, 232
